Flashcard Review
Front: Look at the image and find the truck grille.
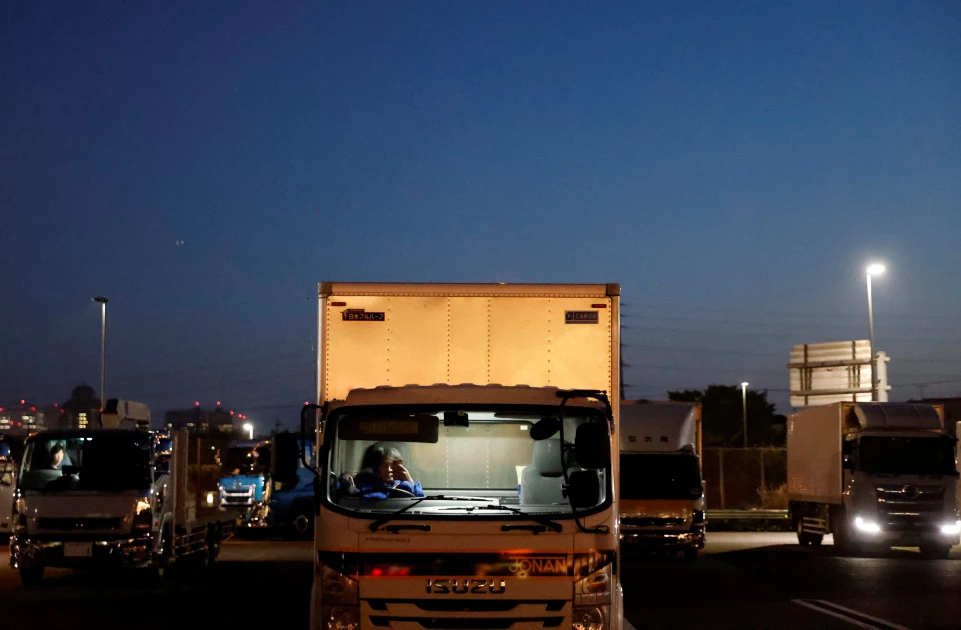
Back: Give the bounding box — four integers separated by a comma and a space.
363, 600, 569, 629
36, 517, 123, 531
222, 487, 256, 507
876, 485, 945, 531
621, 516, 685, 528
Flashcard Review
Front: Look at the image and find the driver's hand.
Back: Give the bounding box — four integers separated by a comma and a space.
341, 473, 355, 486
393, 463, 413, 483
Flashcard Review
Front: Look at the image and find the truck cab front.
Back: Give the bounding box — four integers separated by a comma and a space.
310, 385, 622, 630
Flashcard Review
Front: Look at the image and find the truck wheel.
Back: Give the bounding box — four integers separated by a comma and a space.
919, 542, 951, 559
808, 534, 823, 547
19, 566, 44, 587
796, 519, 810, 546
682, 548, 698, 563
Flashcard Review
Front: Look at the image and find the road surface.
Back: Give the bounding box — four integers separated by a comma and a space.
1, 533, 958, 629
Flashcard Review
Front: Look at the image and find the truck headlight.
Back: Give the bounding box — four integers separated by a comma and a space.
941, 521, 961, 536
574, 563, 611, 605
572, 605, 607, 630
321, 605, 359, 630
320, 562, 358, 605
854, 517, 881, 534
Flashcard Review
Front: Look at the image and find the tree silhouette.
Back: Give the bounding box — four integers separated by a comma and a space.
668, 384, 785, 447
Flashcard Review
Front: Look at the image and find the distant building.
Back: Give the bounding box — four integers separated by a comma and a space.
59, 385, 101, 430
0, 400, 47, 433
165, 407, 237, 436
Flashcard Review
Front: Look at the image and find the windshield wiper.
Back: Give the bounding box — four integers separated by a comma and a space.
440, 504, 563, 532
368, 495, 483, 532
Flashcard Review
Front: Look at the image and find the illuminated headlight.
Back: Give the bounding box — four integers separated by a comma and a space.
574, 563, 611, 605
940, 521, 961, 536
572, 605, 607, 630
132, 493, 153, 531
854, 517, 881, 534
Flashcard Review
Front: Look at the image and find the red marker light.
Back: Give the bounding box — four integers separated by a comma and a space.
195, 401, 200, 406
54, 403, 59, 407
229, 411, 234, 416
304, 401, 309, 406
20, 400, 25, 405
30, 407, 36, 411
391, 567, 410, 576
371, 568, 383, 577
216, 401, 221, 406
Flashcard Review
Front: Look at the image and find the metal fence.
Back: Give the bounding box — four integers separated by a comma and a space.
702, 447, 787, 511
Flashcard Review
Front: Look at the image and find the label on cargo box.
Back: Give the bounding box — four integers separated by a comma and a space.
342, 310, 385, 322
565, 310, 599, 324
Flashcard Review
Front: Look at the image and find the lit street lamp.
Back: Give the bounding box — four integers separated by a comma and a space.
741, 382, 749, 448
243, 422, 254, 440
866, 263, 886, 401
92, 297, 108, 410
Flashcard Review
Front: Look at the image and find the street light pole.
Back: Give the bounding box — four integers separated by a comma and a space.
865, 264, 885, 401
741, 382, 749, 448
92, 297, 108, 409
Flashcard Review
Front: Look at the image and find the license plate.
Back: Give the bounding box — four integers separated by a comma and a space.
63, 542, 92, 557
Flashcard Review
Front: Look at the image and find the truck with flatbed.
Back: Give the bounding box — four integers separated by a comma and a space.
302, 282, 624, 630
10, 427, 241, 584
619, 400, 705, 562
788, 401, 959, 557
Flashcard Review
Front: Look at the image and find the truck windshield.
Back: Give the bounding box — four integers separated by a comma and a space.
19, 434, 152, 492
858, 436, 957, 476
222, 446, 260, 476
619, 453, 701, 500
325, 407, 610, 517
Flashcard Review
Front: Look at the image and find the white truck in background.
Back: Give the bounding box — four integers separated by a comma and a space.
10, 428, 240, 585
789, 402, 960, 558
619, 401, 705, 562
302, 282, 623, 630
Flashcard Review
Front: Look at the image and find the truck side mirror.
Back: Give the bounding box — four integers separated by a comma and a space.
566, 470, 601, 508
574, 422, 610, 469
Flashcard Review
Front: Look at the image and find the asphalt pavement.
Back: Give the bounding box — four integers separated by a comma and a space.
0, 533, 958, 629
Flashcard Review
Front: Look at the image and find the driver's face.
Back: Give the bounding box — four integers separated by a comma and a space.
51, 450, 64, 468
379, 457, 398, 483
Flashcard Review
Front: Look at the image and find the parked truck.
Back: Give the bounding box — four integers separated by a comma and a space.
788, 401, 960, 558
219, 439, 269, 518
10, 428, 241, 585
619, 400, 705, 562
301, 282, 623, 630
228, 434, 317, 538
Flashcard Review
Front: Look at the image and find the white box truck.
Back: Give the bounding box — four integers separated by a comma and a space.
788, 402, 960, 558
619, 401, 705, 562
10, 428, 240, 584
300, 282, 623, 630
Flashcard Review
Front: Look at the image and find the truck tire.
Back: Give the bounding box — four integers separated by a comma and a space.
919, 541, 951, 559
19, 565, 44, 587
796, 519, 810, 546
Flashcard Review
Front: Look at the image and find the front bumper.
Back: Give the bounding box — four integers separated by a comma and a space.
10, 534, 155, 570
619, 527, 705, 550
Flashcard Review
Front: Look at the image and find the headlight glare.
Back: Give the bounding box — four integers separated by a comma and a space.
940, 520, 961, 535
854, 517, 881, 534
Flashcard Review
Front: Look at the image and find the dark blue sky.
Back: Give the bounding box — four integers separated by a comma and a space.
3, 1, 960, 428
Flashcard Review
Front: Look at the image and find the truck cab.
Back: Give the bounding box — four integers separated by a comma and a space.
219, 439, 269, 517
618, 401, 705, 562
245, 434, 316, 538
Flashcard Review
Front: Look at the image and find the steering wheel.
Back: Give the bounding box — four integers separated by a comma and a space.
387, 486, 417, 498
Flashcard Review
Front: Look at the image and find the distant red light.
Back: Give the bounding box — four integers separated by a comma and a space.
30, 407, 36, 411
304, 401, 309, 406
229, 411, 234, 416
54, 403, 59, 407
20, 400, 25, 405
195, 402, 200, 406
16, 422, 21, 427
371, 568, 383, 577
216, 401, 221, 406
391, 567, 410, 576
